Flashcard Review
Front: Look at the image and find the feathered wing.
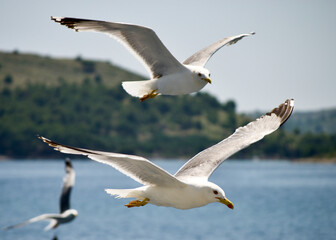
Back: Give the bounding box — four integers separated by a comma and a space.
3, 214, 59, 231
38, 136, 185, 188
175, 99, 294, 180
59, 158, 75, 213
183, 32, 255, 67
51, 17, 185, 78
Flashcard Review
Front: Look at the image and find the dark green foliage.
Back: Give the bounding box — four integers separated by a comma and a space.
222, 100, 236, 113
0, 51, 335, 160
0, 81, 242, 158
81, 60, 96, 73
1, 79, 335, 159
4, 75, 13, 84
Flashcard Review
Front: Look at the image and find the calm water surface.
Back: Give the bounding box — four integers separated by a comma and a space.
0, 160, 335, 240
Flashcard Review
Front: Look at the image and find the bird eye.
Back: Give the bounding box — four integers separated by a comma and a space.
198, 73, 202, 77
213, 190, 218, 195
209, 74, 211, 77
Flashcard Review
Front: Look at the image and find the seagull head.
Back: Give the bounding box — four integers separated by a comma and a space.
71, 209, 79, 217
197, 69, 211, 84
206, 182, 234, 209
188, 65, 211, 84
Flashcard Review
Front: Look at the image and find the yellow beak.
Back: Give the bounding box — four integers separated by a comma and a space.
202, 77, 212, 84
217, 197, 234, 209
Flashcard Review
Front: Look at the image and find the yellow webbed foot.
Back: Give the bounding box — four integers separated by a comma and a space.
125, 198, 150, 208
140, 90, 159, 102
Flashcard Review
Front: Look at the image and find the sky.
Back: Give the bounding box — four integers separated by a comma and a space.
1, 0, 335, 112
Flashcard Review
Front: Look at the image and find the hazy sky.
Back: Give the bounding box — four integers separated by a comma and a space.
1, 0, 335, 112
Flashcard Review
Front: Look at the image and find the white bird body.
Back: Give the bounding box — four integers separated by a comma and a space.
51, 17, 254, 101
123, 65, 209, 97
39, 99, 294, 210
157, 66, 209, 95
107, 180, 221, 209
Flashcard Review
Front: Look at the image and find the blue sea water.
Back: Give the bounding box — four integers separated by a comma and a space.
0, 160, 335, 240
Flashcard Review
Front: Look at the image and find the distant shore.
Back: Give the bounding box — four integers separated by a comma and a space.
1, 157, 336, 163
293, 158, 336, 163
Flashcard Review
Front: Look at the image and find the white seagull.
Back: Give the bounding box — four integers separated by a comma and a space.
3, 158, 78, 231
38, 99, 294, 210
51, 16, 254, 101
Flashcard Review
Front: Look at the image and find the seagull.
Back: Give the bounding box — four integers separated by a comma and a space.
38, 99, 294, 210
51, 16, 254, 101
3, 158, 78, 231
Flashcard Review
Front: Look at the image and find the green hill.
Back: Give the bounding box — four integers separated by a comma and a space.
0, 51, 335, 160
0, 51, 141, 89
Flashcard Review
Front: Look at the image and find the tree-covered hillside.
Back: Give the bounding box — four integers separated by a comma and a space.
0, 80, 247, 158
0, 51, 335, 160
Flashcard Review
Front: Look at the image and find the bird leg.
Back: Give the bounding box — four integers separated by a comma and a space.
140, 90, 159, 102
125, 198, 150, 208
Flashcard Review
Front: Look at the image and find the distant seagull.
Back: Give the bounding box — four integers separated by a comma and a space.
38, 99, 293, 210
3, 158, 78, 231
51, 16, 254, 101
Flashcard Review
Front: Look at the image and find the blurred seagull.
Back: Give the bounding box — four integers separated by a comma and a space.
51, 16, 254, 101
38, 99, 293, 210
3, 158, 78, 231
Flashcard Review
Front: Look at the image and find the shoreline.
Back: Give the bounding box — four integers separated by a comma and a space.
1, 157, 336, 163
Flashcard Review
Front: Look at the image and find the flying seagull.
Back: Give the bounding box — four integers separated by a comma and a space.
51, 16, 254, 101
38, 99, 293, 210
3, 158, 78, 231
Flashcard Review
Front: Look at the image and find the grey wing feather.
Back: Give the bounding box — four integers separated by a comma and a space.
59, 158, 75, 213
183, 32, 255, 67
51, 17, 185, 78
38, 136, 185, 188
175, 99, 294, 180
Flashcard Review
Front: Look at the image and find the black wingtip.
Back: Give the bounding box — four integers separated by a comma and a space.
267, 99, 294, 126
37, 135, 60, 148
50, 16, 81, 30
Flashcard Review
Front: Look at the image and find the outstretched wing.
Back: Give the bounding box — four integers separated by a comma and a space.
59, 158, 75, 213
175, 99, 294, 180
183, 32, 255, 67
3, 214, 59, 231
39, 136, 185, 188
51, 17, 185, 78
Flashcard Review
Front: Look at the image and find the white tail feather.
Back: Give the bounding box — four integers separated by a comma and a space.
122, 79, 158, 98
